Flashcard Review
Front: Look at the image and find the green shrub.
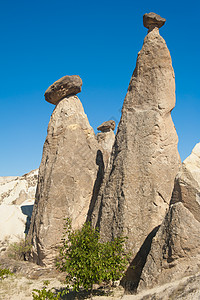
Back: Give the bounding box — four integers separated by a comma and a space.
56, 219, 129, 298
0, 266, 13, 280
7, 237, 32, 260
32, 280, 62, 300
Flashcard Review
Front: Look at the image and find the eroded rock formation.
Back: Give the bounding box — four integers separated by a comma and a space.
0, 169, 38, 252
138, 202, 200, 291
28, 77, 99, 266
91, 13, 180, 290
1, 12, 200, 299
171, 142, 200, 222
97, 120, 116, 169
123, 272, 200, 299
97, 120, 116, 132
86, 121, 116, 223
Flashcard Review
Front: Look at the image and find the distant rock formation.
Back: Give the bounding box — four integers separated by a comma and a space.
28, 76, 99, 266
86, 121, 116, 223
138, 202, 200, 291
91, 12, 180, 290
97, 120, 116, 132
0, 169, 38, 253
171, 142, 200, 222
97, 120, 115, 168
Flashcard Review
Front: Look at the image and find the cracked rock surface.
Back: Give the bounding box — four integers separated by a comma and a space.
90, 19, 180, 290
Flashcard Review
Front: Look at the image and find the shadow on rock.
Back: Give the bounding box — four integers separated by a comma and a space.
21, 204, 34, 234
121, 225, 160, 293
56, 286, 111, 299
86, 150, 104, 223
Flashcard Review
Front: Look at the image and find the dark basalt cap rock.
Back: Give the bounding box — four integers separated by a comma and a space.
143, 12, 166, 30
97, 120, 116, 132
44, 75, 82, 105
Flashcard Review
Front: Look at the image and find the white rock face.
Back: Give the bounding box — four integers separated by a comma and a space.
171, 142, 200, 221
97, 130, 115, 169
0, 169, 38, 251
183, 143, 200, 185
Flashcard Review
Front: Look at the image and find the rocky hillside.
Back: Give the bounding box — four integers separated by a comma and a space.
0, 169, 38, 252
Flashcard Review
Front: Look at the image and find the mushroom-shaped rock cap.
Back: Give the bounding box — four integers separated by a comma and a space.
44, 75, 82, 105
143, 12, 166, 30
97, 120, 116, 132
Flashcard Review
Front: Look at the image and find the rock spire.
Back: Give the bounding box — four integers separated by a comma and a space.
91, 14, 180, 290
28, 76, 99, 266
96, 120, 116, 168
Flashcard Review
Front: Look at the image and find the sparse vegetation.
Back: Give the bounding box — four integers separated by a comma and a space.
0, 266, 13, 280
56, 218, 129, 299
32, 280, 62, 300
7, 237, 32, 260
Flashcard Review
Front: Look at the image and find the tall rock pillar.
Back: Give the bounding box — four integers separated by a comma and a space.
91, 13, 180, 288
28, 75, 99, 266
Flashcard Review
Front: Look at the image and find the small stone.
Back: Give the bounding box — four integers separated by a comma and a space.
97, 120, 116, 132
44, 75, 82, 105
143, 12, 166, 30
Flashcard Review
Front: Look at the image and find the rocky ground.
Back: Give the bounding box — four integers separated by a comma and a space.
0, 258, 124, 300
1, 258, 200, 300
1, 272, 200, 300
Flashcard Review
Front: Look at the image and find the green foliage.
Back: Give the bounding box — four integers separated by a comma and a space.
0, 266, 13, 280
7, 237, 32, 260
32, 280, 64, 300
56, 218, 129, 296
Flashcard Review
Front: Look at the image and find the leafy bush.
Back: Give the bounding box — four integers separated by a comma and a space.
32, 280, 62, 300
7, 237, 32, 260
56, 219, 129, 298
0, 266, 13, 280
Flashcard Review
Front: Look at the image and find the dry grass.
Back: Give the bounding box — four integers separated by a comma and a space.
0, 274, 124, 300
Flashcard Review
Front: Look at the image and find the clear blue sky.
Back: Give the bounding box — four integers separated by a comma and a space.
0, 0, 199, 176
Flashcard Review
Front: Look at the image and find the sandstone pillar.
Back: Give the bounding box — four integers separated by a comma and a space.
28, 76, 99, 266
91, 13, 180, 289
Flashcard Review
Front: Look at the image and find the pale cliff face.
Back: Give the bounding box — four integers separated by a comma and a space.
171, 142, 200, 222
183, 142, 200, 185
0, 169, 38, 251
